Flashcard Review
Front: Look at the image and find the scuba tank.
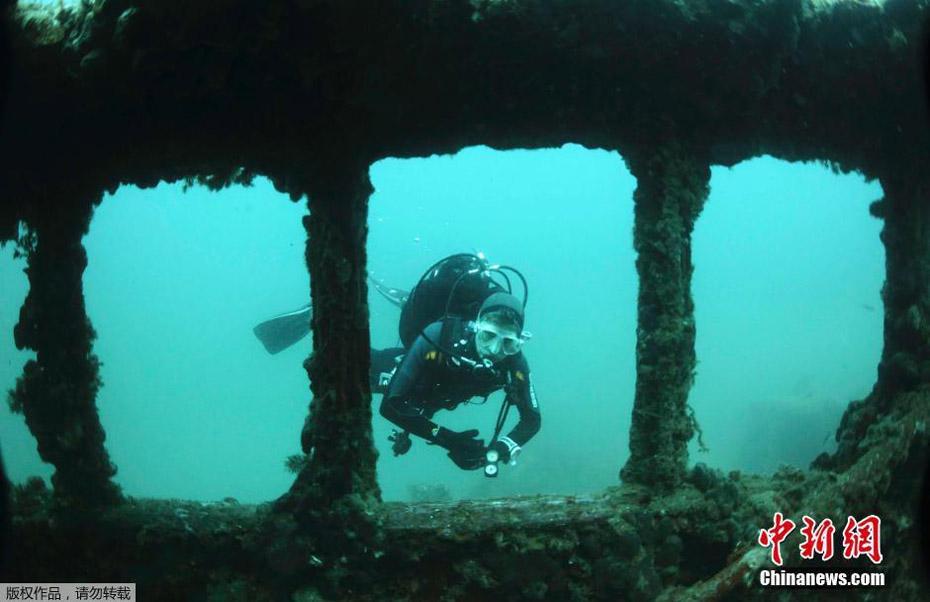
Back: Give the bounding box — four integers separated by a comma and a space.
398, 253, 527, 350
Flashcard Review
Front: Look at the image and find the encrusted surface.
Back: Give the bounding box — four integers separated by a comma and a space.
3, 1, 930, 600
7, 387, 930, 599
622, 144, 709, 489
2, 0, 928, 241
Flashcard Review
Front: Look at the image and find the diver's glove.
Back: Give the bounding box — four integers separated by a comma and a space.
447, 446, 486, 471
489, 437, 522, 465
488, 440, 511, 464
434, 428, 484, 454
434, 428, 485, 470
388, 429, 412, 456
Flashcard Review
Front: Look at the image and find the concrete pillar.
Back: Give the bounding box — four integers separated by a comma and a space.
825, 176, 930, 470
9, 194, 121, 510
873, 177, 930, 395
279, 166, 380, 515
620, 144, 709, 490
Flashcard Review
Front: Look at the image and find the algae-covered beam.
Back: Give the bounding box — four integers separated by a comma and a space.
8, 191, 121, 510
1, 0, 927, 207
277, 165, 380, 523
8, 386, 929, 599
7, 472, 773, 600
621, 144, 709, 490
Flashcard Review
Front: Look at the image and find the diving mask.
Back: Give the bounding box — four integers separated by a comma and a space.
474, 320, 525, 358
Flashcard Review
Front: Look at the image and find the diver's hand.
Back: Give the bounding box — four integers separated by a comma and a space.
388, 430, 412, 456
434, 428, 485, 454
447, 446, 486, 470
436, 428, 485, 471
488, 440, 511, 463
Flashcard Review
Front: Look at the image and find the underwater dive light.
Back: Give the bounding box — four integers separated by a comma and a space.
484, 448, 500, 477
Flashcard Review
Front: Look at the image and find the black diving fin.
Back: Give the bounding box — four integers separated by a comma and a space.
254, 279, 407, 355
253, 304, 312, 355
368, 275, 409, 308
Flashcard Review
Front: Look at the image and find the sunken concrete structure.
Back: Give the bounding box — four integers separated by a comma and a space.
621, 144, 709, 490
3, 0, 930, 599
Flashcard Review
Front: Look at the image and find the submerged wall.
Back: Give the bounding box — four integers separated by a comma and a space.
2, 0, 930, 600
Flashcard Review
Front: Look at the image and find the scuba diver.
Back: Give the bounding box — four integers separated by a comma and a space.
253, 253, 541, 475
375, 253, 540, 473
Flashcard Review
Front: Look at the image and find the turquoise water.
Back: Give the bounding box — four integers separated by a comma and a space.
0, 146, 884, 502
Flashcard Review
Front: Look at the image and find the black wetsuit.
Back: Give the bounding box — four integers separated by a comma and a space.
376, 320, 541, 454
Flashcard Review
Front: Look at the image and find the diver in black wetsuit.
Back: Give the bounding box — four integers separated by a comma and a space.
253, 253, 541, 473
375, 290, 541, 471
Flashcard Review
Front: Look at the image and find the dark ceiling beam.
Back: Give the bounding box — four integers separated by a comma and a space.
0, 0, 925, 233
